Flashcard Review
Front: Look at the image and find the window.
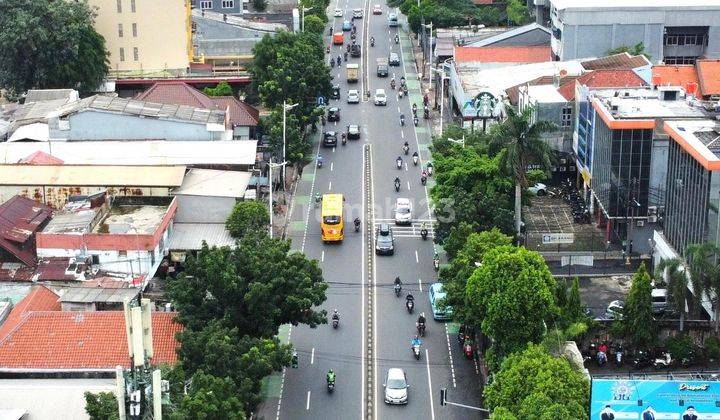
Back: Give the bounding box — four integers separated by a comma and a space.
116, 0, 122, 13
200, 0, 213, 9
131, 0, 136, 12
222, 0, 234, 7
119, 47, 125, 61
132, 23, 137, 37
561, 106, 572, 128
119, 250, 128, 258
133, 47, 139, 61
118, 23, 123, 37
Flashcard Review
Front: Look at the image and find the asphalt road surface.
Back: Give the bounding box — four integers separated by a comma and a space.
257, 2, 484, 419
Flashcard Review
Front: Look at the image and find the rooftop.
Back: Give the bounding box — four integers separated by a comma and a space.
24, 89, 78, 103
0, 140, 258, 166
0, 379, 115, 420
0, 286, 60, 338
0, 196, 53, 267
465, 23, 550, 48
454, 46, 552, 64
169, 223, 236, 250
557, 69, 647, 101
527, 85, 568, 103
58, 286, 140, 304
652, 65, 702, 96
171, 168, 252, 198
581, 53, 651, 71
551, 0, 720, 10
592, 88, 709, 119
665, 120, 720, 171
697, 59, 720, 96
0, 164, 186, 187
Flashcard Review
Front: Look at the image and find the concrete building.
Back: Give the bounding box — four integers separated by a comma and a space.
546, 0, 720, 63
36, 196, 177, 281
192, 0, 244, 14
88, 0, 192, 75
652, 59, 720, 100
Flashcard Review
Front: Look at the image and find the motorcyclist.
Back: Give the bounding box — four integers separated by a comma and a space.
315, 192, 322, 205
418, 312, 426, 326
394, 177, 401, 190
396, 156, 403, 168
390, 78, 396, 89
420, 222, 428, 237
394, 34, 399, 44
402, 141, 409, 154
423, 94, 429, 106
400, 76, 406, 87
412, 103, 417, 115
341, 132, 347, 144
400, 113, 405, 126
413, 115, 419, 126
354, 217, 361, 231
330, 57, 335, 67
412, 151, 419, 164
411, 335, 421, 348
344, 51, 348, 61
338, 54, 342, 65
394, 276, 402, 287
327, 369, 336, 384
426, 161, 434, 175
370, 36, 375, 46
406, 293, 414, 304
332, 309, 340, 321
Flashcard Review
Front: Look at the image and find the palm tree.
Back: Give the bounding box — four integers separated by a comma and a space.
490, 107, 557, 237
686, 243, 720, 332
656, 258, 690, 331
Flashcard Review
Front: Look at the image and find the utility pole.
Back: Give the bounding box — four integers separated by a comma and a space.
439, 388, 491, 416
282, 101, 298, 190
268, 160, 288, 238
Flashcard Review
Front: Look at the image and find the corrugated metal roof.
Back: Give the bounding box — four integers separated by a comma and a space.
171, 168, 251, 198
0, 196, 53, 266
0, 165, 186, 187
169, 223, 236, 250
58, 287, 139, 304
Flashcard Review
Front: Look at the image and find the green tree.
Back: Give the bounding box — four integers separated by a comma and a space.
84, 392, 119, 420
252, 0, 268, 12
176, 320, 291, 412
303, 15, 325, 35
484, 344, 589, 420
656, 258, 690, 331
167, 234, 328, 336
506, 0, 532, 26
489, 107, 556, 237
300, 0, 330, 23
170, 371, 246, 420
226, 201, 270, 238
560, 277, 587, 327
203, 81, 234, 97
466, 246, 557, 359
265, 106, 309, 166
0, 0, 109, 97
607, 42, 651, 60
686, 243, 720, 332
623, 263, 656, 347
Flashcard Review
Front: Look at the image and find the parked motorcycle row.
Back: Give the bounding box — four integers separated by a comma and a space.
584, 339, 687, 370
546, 178, 591, 224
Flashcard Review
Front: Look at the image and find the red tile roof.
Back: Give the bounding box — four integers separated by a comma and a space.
0, 297, 181, 370
0, 196, 53, 266
581, 53, 651, 70
652, 65, 701, 96
0, 285, 59, 338
19, 151, 64, 165
454, 46, 552, 64
558, 70, 647, 101
135, 81, 259, 127
697, 59, 720, 96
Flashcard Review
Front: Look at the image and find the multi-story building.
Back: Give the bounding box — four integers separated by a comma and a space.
191, 0, 244, 14
546, 0, 720, 63
88, 0, 192, 75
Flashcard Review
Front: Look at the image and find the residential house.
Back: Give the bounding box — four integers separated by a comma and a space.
0, 196, 53, 268
652, 59, 720, 101
58, 286, 141, 311
135, 81, 259, 139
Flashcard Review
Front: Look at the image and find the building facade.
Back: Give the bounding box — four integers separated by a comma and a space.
191, 0, 244, 14
88, 0, 192, 75
548, 0, 720, 63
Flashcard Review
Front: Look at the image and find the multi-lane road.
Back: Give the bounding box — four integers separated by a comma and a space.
258, 1, 483, 419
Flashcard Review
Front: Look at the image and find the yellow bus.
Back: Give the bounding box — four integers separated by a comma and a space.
321, 193, 344, 242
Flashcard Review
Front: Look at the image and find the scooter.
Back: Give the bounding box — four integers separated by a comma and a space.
615, 346, 623, 367
291, 351, 299, 368
412, 155, 418, 166
633, 349, 652, 369
327, 380, 335, 393
403, 144, 409, 155
654, 352, 672, 369
597, 351, 607, 366
395, 34, 399, 44
370, 38, 375, 47
433, 253, 440, 271
463, 341, 473, 359
396, 159, 402, 169
400, 115, 405, 126
317, 159, 323, 169
342, 136, 347, 146
394, 180, 401, 192
427, 165, 434, 176
406, 299, 414, 313
421, 175, 427, 186
416, 322, 426, 337
413, 116, 419, 126
420, 228, 428, 240
332, 316, 339, 329
412, 344, 421, 360
394, 283, 402, 297
398, 89, 404, 98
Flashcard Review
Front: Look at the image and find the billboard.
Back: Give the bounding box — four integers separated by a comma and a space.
591, 379, 720, 419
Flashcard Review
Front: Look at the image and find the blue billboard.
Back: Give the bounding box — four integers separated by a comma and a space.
591, 379, 720, 419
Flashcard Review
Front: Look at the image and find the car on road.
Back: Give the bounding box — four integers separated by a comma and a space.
327, 107, 341, 121
605, 300, 624, 320
342, 20, 352, 31
375, 223, 395, 255
429, 283, 453, 320
528, 182, 547, 196
347, 89, 360, 103
388, 13, 398, 27
334, 8, 343, 17
383, 368, 408, 405
347, 124, 361, 139
389, 52, 400, 66
351, 44, 361, 57
373, 4, 382, 14
322, 131, 337, 147
374, 89, 387, 106
352, 8, 363, 18
394, 198, 412, 225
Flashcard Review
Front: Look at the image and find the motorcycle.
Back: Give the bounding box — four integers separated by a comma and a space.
394, 283, 402, 297
332, 317, 339, 329
406, 299, 414, 313
615, 347, 623, 367
463, 341, 473, 359
421, 175, 427, 186
412, 154, 418, 166
396, 158, 402, 169
399, 89, 404, 98
330, 58, 335, 68
412, 344, 421, 360
433, 253, 440, 271
342, 135, 347, 146
337, 55, 342, 65
344, 52, 348, 61
291, 351, 299, 368
317, 159, 323, 169
354, 219, 361, 232
427, 164, 434, 176
391, 80, 396, 90
403, 144, 409, 155
326, 46, 331, 54
395, 34, 399, 44
416, 322, 426, 337
424, 109, 429, 119
420, 228, 428, 240
597, 351, 607, 366
633, 349, 652, 369
654, 352, 672, 369
327, 380, 335, 393
400, 115, 405, 126
413, 116, 419, 126
394, 179, 401, 192
370, 38, 375, 47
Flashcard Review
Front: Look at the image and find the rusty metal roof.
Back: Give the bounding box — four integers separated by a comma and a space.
0, 196, 53, 267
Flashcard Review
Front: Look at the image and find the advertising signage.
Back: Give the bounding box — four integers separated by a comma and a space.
591, 379, 720, 419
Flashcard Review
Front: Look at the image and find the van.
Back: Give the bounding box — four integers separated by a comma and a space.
388, 13, 398, 27
333, 32, 344, 45
651, 288, 668, 314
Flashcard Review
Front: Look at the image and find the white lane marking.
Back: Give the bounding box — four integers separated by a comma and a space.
332, 146, 336, 153
321, 251, 325, 262
328, 181, 332, 190
415, 249, 419, 263
369, 144, 379, 420
407, 181, 411, 191
426, 348, 436, 420
418, 278, 423, 292
361, 144, 367, 420
401, 130, 404, 139
306, 390, 311, 410
331, 162, 334, 171
404, 162, 408, 171
444, 324, 457, 388
311, 347, 315, 364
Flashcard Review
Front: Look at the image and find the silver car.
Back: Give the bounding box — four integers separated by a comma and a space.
394, 198, 412, 225
347, 89, 360, 104
384, 368, 408, 404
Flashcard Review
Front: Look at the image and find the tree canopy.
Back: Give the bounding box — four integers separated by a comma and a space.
167, 234, 328, 336
169, 370, 247, 420
0, 0, 109, 97
84, 392, 119, 420
466, 246, 557, 360
484, 344, 589, 420
394, 0, 504, 32
303, 15, 325, 35
203, 81, 234, 97
226, 201, 270, 238
623, 263, 656, 347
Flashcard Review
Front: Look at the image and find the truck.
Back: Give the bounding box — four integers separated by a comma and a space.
376, 58, 388, 77
346, 63, 359, 83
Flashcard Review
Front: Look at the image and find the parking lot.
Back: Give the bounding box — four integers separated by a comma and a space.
576, 274, 633, 319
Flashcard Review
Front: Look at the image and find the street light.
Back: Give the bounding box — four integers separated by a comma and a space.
421, 22, 434, 81
268, 160, 288, 238
447, 137, 465, 147
429, 66, 449, 134
282, 101, 299, 189
301, 7, 313, 32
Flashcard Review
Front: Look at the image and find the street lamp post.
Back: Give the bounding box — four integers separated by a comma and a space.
268, 160, 288, 238
429, 66, 448, 134
301, 7, 313, 32
282, 101, 299, 189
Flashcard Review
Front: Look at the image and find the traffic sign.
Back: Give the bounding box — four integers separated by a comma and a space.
317, 96, 326, 106
542, 233, 574, 244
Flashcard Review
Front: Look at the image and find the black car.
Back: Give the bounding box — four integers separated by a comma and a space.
351, 44, 361, 57
331, 85, 340, 100
375, 223, 395, 255
328, 107, 340, 122
323, 131, 338, 147
389, 52, 400, 66
347, 124, 360, 139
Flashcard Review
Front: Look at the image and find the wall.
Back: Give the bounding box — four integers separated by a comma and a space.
60, 111, 224, 141
192, 0, 243, 14
173, 195, 236, 223
0, 186, 170, 209
649, 136, 668, 208
88, 0, 190, 73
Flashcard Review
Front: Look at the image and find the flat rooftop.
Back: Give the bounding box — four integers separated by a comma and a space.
58, 286, 139, 304
665, 120, 720, 170
592, 88, 710, 119
528, 85, 568, 103
0, 164, 186, 187
551, 0, 720, 10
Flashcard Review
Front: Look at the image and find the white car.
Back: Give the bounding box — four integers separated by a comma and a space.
334, 8, 343, 17
374, 89, 387, 106
352, 8, 363, 18
383, 368, 408, 404
347, 89, 360, 103
605, 300, 624, 320
394, 198, 412, 225
373, 4, 382, 14
528, 182, 547, 196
